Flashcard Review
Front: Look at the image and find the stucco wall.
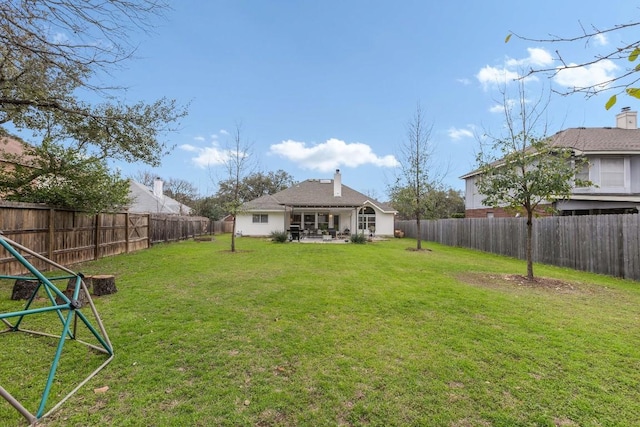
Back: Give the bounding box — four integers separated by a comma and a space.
374, 209, 395, 236
235, 212, 285, 236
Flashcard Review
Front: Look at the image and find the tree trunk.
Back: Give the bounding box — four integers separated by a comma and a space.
231, 217, 236, 252
526, 211, 534, 280
416, 217, 422, 250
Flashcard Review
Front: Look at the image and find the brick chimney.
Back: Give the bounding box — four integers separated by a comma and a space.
616, 107, 637, 129
153, 177, 164, 199
333, 169, 342, 197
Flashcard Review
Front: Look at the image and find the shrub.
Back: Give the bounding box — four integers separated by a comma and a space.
270, 230, 289, 243
350, 233, 367, 244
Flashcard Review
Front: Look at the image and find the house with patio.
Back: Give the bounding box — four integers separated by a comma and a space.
235, 169, 397, 238
461, 108, 640, 217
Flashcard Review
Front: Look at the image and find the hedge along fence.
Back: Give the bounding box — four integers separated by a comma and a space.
0, 201, 211, 275
395, 214, 640, 282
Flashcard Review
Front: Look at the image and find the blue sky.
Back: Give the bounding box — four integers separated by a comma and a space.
107, 0, 635, 199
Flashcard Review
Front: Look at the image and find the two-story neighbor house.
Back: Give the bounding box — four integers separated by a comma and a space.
461, 108, 640, 217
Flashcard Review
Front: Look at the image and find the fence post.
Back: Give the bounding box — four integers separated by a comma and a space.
48, 208, 55, 263
94, 213, 100, 260
125, 212, 130, 253
147, 214, 151, 248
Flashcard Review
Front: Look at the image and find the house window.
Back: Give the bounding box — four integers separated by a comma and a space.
600, 158, 624, 187
252, 214, 268, 223
303, 213, 315, 230
317, 213, 329, 230
575, 161, 590, 184
358, 207, 376, 232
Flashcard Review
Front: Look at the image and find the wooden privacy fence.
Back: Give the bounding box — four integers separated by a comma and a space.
0, 202, 210, 275
395, 214, 640, 281
212, 220, 234, 234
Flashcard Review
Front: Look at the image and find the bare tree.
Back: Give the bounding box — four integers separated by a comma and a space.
475, 83, 590, 280
130, 170, 158, 187
165, 178, 199, 208
223, 123, 256, 252
390, 103, 445, 250
507, 20, 640, 109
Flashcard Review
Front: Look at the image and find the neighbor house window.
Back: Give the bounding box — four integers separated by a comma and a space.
252, 214, 268, 223
575, 161, 590, 184
600, 158, 624, 187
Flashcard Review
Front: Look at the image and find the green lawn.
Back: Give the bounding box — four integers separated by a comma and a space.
1, 235, 639, 426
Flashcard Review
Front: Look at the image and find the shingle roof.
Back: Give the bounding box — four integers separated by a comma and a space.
243, 179, 396, 212
127, 180, 193, 214
0, 136, 34, 166
461, 126, 640, 179
550, 127, 640, 152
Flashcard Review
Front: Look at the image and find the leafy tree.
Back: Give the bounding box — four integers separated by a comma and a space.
214, 170, 296, 206
0, 139, 130, 213
475, 85, 590, 280
191, 196, 227, 221
196, 169, 295, 222
389, 103, 445, 250
506, 21, 640, 109
0, 1, 187, 210
391, 186, 464, 220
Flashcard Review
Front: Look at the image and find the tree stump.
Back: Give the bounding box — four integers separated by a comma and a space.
11, 278, 39, 300
54, 278, 91, 307
89, 275, 117, 296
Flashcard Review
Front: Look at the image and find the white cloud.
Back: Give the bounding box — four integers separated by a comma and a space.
447, 127, 474, 140
179, 132, 235, 168
179, 144, 198, 152
476, 65, 521, 90
184, 146, 230, 168
219, 129, 229, 135
269, 138, 399, 172
489, 103, 505, 114
505, 48, 553, 68
553, 59, 617, 90
593, 33, 608, 47
477, 48, 554, 90
489, 99, 517, 113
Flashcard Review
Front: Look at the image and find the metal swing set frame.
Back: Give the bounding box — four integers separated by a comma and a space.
0, 232, 114, 425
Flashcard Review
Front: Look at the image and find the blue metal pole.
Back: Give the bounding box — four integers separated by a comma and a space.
75, 311, 113, 355
0, 237, 69, 301
36, 309, 74, 418
0, 304, 70, 320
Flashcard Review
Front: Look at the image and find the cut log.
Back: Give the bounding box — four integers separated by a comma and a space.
11, 278, 39, 300
89, 275, 117, 296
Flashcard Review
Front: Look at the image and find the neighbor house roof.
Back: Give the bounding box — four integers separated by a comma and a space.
550, 127, 640, 153
127, 180, 192, 215
460, 126, 640, 179
243, 179, 396, 212
0, 136, 34, 167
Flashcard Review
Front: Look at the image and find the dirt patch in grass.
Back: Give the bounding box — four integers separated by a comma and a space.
456, 272, 603, 295
405, 247, 432, 252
